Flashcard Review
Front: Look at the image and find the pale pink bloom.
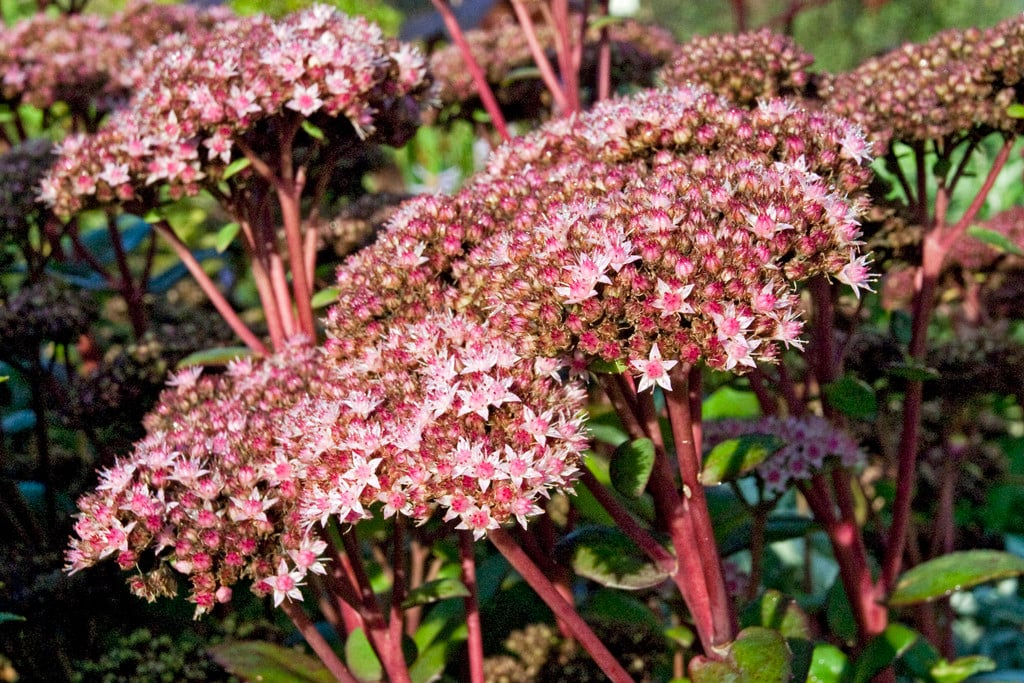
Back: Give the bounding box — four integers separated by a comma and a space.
287, 83, 323, 117
837, 252, 876, 298
652, 279, 695, 317
631, 343, 678, 393
267, 559, 305, 606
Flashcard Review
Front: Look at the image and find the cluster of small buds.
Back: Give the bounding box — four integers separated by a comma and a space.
0, 278, 97, 354
326, 86, 873, 378
659, 29, 816, 107
429, 14, 676, 119
0, 1, 228, 115
41, 4, 435, 217
820, 14, 1024, 152
67, 337, 169, 430
925, 322, 1024, 401
66, 340, 326, 617
290, 311, 588, 539
702, 415, 865, 495
0, 139, 54, 247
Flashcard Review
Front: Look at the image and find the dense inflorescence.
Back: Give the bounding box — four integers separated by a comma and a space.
429, 15, 677, 119
66, 342, 325, 616
703, 416, 866, 495
659, 29, 816, 107
0, 139, 54, 248
326, 86, 874, 378
0, 1, 229, 117
285, 312, 588, 539
41, 4, 435, 217
820, 14, 1024, 152
0, 278, 96, 355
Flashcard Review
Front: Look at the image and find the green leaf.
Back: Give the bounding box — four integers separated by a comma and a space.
719, 513, 816, 556
702, 434, 784, 486
208, 641, 335, 683
664, 624, 695, 650
223, 157, 251, 180
888, 550, 1024, 606
1007, 103, 1024, 119
588, 14, 625, 31
932, 157, 952, 178
583, 588, 664, 635
703, 386, 761, 420
215, 222, 241, 253
555, 526, 673, 590
931, 656, 997, 683
301, 119, 326, 141
852, 623, 919, 683
690, 627, 792, 683
589, 358, 628, 374
0, 376, 7, 383
967, 225, 1024, 256
885, 362, 940, 381
609, 438, 655, 498
401, 578, 469, 609
807, 644, 850, 683
501, 66, 543, 87
408, 640, 448, 683
0, 612, 26, 624
345, 628, 383, 682
176, 346, 252, 369
311, 286, 340, 310
740, 589, 811, 639
823, 375, 877, 419
825, 578, 858, 643
2, 409, 36, 435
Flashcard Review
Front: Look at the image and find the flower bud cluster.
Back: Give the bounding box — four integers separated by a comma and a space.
0, 1, 228, 115
946, 206, 1024, 273
430, 15, 676, 119
287, 312, 588, 539
67, 337, 169, 430
66, 341, 325, 616
659, 29, 815, 107
0, 278, 96, 354
702, 415, 865, 494
41, 5, 434, 217
326, 86, 873, 377
820, 14, 1024, 152
0, 139, 54, 248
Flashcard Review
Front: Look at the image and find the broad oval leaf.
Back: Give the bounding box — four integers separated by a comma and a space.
823, 375, 877, 419
807, 644, 850, 683
852, 623, 919, 683
555, 526, 672, 590
311, 286, 340, 310
740, 589, 812, 639
609, 438, 655, 498
215, 222, 241, 253
931, 656, 997, 683
401, 577, 469, 609
690, 627, 792, 683
719, 513, 816, 557
703, 385, 761, 420
888, 550, 1024, 606
208, 641, 335, 683
702, 434, 784, 486
176, 346, 253, 369
345, 628, 382, 682
885, 362, 940, 381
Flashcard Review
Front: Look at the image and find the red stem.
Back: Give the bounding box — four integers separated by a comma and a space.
150, 220, 268, 354
279, 598, 360, 683
429, 0, 512, 142
459, 531, 486, 683
508, 0, 572, 114
487, 528, 636, 683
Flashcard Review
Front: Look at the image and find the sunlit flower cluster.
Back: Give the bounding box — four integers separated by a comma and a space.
41, 4, 434, 216
66, 341, 325, 616
430, 14, 676, 118
326, 86, 874, 379
289, 312, 588, 539
820, 14, 1024, 152
659, 29, 815, 107
702, 415, 865, 494
0, 1, 228, 115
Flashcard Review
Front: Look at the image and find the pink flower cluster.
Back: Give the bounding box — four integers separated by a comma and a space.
41, 4, 434, 216
66, 341, 326, 616
326, 86, 874, 380
659, 29, 815, 107
0, 1, 228, 114
289, 312, 588, 539
820, 14, 1024, 152
702, 415, 865, 495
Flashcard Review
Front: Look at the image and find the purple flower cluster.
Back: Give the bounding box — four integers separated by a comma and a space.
820, 14, 1024, 152
702, 415, 865, 495
659, 29, 815, 107
326, 86, 874, 378
40, 5, 434, 216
